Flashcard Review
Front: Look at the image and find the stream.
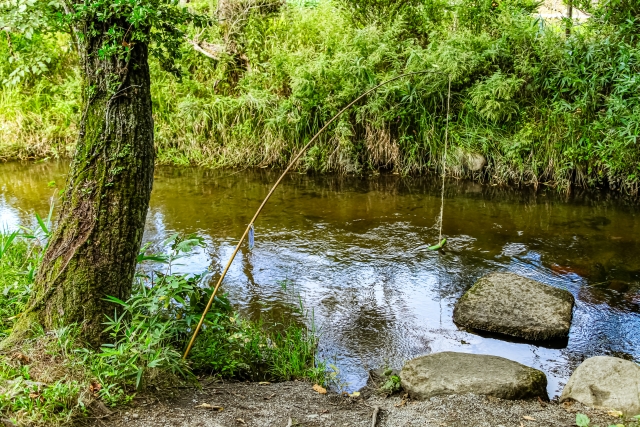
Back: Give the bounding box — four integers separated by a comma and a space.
1, 161, 639, 397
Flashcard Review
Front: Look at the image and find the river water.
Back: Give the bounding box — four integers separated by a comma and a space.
1, 161, 639, 396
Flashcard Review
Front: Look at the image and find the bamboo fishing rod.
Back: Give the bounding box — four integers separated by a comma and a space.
182, 70, 449, 360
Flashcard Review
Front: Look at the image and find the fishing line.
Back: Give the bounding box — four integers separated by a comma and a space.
437, 75, 451, 246
426, 75, 451, 252
183, 70, 451, 360
437, 76, 452, 328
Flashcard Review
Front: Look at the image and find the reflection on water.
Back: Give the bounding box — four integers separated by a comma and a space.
2, 161, 639, 396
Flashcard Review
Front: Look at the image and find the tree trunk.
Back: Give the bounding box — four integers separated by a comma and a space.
10, 27, 155, 346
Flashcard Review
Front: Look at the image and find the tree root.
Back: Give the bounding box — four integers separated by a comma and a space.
371, 405, 380, 427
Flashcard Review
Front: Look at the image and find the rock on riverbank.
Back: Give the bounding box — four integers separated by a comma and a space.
453, 272, 574, 341
400, 352, 548, 401
561, 356, 640, 415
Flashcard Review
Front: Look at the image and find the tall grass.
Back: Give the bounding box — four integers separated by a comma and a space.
1, 0, 639, 194
0, 231, 33, 336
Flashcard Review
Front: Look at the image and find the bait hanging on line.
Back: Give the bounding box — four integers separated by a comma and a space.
429, 238, 447, 251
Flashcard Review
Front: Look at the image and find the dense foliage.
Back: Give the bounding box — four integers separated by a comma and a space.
1, 0, 639, 194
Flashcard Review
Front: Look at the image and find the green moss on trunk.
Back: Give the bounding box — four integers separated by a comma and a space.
8, 31, 155, 347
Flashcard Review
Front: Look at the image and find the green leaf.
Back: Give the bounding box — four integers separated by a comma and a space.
104, 295, 128, 307
161, 233, 180, 248
576, 413, 590, 427
0, 230, 19, 258
136, 368, 143, 389
35, 212, 49, 235
137, 254, 170, 263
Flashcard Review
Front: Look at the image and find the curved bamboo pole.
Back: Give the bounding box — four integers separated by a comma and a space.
182, 70, 447, 359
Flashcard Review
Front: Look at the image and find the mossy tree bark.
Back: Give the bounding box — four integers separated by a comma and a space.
9, 22, 155, 347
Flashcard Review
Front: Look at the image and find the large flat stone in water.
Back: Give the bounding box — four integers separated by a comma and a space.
561, 356, 640, 415
400, 352, 548, 400
453, 272, 574, 341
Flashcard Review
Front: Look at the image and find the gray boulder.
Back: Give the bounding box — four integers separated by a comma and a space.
453, 148, 487, 172
453, 272, 574, 341
400, 352, 548, 400
465, 152, 487, 171
561, 356, 640, 415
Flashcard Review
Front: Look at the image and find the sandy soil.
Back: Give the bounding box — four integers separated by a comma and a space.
86, 380, 623, 427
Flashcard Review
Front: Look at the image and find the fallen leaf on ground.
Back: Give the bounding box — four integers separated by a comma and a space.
349, 391, 360, 397
258, 381, 270, 385
11, 353, 31, 364
394, 394, 408, 407
522, 416, 535, 421
607, 410, 623, 417
312, 384, 327, 394
89, 381, 102, 395
236, 418, 245, 424
194, 403, 223, 411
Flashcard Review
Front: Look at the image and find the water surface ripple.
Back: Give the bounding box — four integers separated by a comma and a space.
2, 162, 639, 396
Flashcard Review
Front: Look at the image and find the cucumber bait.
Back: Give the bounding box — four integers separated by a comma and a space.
428, 238, 447, 251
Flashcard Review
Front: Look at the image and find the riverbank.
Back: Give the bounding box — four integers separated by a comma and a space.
86, 379, 622, 427
2, 1, 639, 194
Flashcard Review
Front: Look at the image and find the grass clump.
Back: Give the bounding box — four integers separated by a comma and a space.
0, 229, 324, 426
1, 326, 92, 426
190, 291, 324, 384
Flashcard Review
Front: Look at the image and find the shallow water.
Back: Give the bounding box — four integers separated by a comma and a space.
2, 161, 639, 396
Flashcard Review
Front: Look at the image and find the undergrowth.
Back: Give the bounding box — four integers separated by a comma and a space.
1, 0, 639, 194
0, 226, 324, 426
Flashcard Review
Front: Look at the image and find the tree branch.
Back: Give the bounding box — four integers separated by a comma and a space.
59, 0, 84, 58
3, 28, 14, 56
185, 37, 223, 60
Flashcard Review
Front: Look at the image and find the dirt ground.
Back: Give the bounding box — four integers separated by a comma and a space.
86, 380, 623, 427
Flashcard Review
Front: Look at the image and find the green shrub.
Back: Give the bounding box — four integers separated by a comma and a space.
1, 0, 639, 194
0, 229, 325, 425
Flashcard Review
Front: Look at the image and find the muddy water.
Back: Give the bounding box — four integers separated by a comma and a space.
2, 161, 639, 396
